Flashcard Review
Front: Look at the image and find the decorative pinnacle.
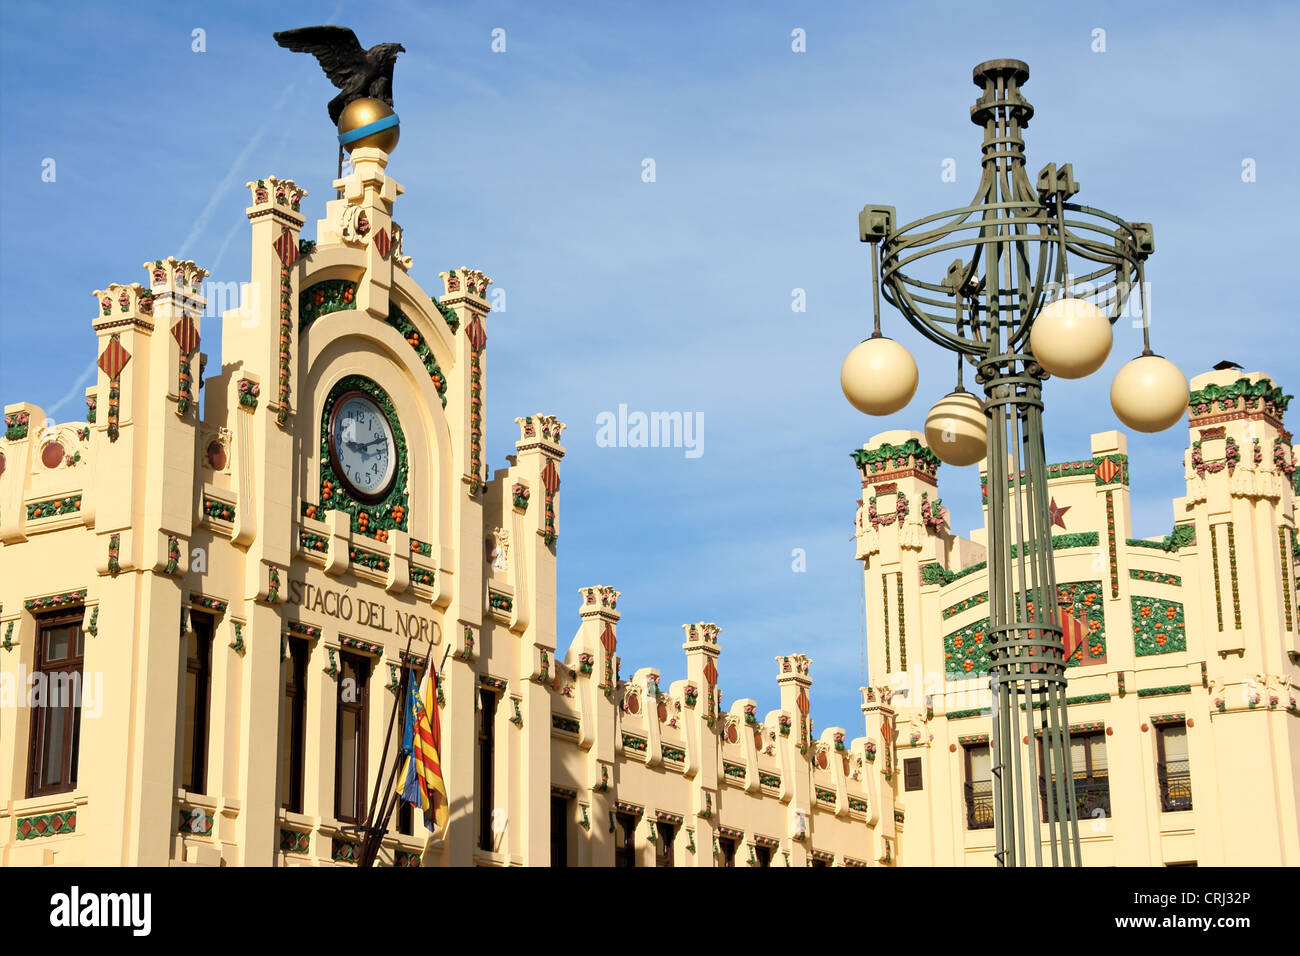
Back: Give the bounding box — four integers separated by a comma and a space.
970, 58, 1034, 166
515, 414, 567, 448
682, 622, 721, 647
578, 586, 620, 618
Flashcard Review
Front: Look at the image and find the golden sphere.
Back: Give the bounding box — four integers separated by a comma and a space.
1110, 354, 1189, 433
841, 336, 918, 416
924, 390, 987, 466
338, 97, 400, 154
1029, 297, 1112, 379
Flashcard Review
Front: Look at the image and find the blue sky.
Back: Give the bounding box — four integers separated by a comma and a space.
2, 0, 1297, 735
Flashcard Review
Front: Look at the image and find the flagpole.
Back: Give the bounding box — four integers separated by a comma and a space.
357, 640, 447, 868
350, 619, 431, 867
353, 177, 408, 868
357, 645, 436, 869
352, 629, 419, 845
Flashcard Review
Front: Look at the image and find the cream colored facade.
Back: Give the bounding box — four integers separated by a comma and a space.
1, 143, 1296, 868
0, 148, 880, 867
855, 371, 1300, 866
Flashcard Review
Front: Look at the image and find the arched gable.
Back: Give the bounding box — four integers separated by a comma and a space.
301, 310, 454, 560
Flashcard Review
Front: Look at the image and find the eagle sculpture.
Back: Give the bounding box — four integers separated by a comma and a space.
273, 26, 405, 125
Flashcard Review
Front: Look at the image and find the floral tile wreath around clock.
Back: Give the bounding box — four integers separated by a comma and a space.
317, 375, 410, 538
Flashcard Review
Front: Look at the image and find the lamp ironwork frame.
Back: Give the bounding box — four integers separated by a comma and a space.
859, 59, 1154, 867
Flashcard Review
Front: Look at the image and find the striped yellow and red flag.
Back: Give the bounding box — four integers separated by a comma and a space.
396, 665, 448, 832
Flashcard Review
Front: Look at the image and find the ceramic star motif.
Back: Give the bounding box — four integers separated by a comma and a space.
1049, 496, 1071, 529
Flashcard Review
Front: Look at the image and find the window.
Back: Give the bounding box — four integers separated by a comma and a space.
963, 743, 993, 830
27, 611, 85, 797
550, 796, 569, 867
280, 636, 308, 813
655, 822, 675, 867
614, 812, 637, 867
1156, 722, 1192, 812
810, 857, 829, 868
181, 611, 214, 794
334, 652, 369, 824
755, 844, 772, 867
903, 756, 924, 791
719, 836, 737, 867
477, 688, 498, 852
1040, 730, 1110, 821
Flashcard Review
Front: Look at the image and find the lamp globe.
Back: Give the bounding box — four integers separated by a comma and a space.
1029, 297, 1112, 379
1110, 354, 1189, 433
924, 390, 987, 466
841, 337, 918, 416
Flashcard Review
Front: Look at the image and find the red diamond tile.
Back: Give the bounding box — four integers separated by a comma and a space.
541, 459, 560, 496
373, 227, 390, 259
465, 315, 487, 352
172, 316, 200, 355
1094, 457, 1120, 484
98, 336, 131, 379
273, 228, 298, 267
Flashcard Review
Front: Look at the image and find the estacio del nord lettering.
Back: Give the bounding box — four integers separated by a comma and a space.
288, 578, 436, 642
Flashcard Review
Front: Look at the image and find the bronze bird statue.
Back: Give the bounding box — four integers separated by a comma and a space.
274, 26, 405, 125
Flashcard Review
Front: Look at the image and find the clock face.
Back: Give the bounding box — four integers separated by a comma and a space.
328, 392, 397, 501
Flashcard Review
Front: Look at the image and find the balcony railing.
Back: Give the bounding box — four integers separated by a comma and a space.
964, 779, 994, 830
1039, 773, 1111, 822
1157, 759, 1193, 812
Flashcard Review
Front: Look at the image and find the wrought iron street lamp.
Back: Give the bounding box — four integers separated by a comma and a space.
842, 59, 1189, 867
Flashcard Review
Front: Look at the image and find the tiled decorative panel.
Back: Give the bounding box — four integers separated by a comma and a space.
16, 810, 77, 840
1132, 596, 1187, 655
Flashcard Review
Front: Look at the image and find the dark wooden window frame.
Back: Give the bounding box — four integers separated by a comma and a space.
333, 651, 370, 824
614, 812, 637, 868
477, 687, 499, 852
182, 611, 215, 795
1155, 721, 1193, 812
26, 610, 85, 798
962, 743, 994, 830
1038, 730, 1111, 821
719, 836, 738, 867
281, 636, 309, 813
655, 821, 676, 867
550, 795, 570, 867
903, 756, 924, 791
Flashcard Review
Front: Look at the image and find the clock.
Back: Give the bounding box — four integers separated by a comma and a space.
327, 391, 397, 501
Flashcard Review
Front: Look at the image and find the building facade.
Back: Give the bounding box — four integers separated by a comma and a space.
854, 371, 1300, 865
0, 148, 879, 867
1, 143, 1296, 867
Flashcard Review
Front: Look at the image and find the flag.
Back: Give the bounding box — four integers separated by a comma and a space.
1059, 608, 1085, 663
396, 665, 448, 832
